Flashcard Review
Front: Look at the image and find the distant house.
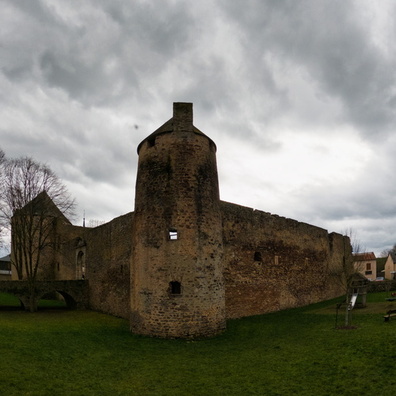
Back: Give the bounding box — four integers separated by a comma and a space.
0, 255, 12, 280
354, 252, 377, 281
384, 252, 396, 280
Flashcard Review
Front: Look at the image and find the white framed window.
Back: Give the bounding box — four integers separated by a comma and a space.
169, 229, 178, 240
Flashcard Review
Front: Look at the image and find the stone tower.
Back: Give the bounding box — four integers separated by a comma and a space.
131, 102, 226, 338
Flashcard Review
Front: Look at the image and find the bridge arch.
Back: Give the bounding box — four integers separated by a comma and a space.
37, 290, 77, 309
0, 280, 89, 312
0, 291, 26, 310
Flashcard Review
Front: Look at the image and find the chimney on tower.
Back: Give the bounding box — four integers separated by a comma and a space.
173, 102, 193, 132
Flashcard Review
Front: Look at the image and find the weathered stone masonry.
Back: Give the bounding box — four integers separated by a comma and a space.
10, 102, 351, 339
221, 201, 348, 319
131, 103, 225, 338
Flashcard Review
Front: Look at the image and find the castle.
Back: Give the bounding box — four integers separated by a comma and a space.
11, 103, 351, 338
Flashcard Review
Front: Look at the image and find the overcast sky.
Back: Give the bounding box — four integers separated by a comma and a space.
1, 0, 395, 256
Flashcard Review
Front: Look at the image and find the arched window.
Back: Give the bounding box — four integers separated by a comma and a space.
77, 250, 85, 279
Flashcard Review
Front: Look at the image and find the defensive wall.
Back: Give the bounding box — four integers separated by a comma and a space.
52, 213, 133, 319
220, 201, 349, 319
83, 212, 132, 319
39, 198, 349, 321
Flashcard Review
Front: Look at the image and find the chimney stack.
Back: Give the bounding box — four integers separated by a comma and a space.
173, 102, 193, 132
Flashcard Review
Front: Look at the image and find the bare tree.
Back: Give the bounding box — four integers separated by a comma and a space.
0, 156, 76, 311
0, 148, 6, 250
381, 244, 396, 258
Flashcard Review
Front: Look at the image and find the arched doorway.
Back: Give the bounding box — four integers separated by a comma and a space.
76, 250, 86, 280
38, 291, 76, 309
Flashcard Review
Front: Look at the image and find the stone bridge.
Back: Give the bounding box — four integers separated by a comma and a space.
0, 280, 89, 311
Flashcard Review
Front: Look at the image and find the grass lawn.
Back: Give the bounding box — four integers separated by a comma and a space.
1, 292, 396, 395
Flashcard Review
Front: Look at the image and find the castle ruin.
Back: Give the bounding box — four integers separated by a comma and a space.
10, 102, 351, 338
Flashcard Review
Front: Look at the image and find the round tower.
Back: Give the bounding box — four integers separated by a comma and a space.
131, 102, 226, 338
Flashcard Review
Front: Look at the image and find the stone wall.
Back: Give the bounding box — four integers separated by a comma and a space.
52, 213, 132, 319
84, 212, 132, 319
131, 103, 226, 338
220, 201, 349, 319
14, 199, 349, 324
54, 223, 86, 280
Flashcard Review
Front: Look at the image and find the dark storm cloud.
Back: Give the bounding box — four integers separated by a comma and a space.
220, 0, 396, 137
294, 173, 396, 225
1, 0, 395, 255
2, 0, 196, 106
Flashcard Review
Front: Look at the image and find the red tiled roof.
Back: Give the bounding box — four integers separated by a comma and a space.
353, 252, 376, 261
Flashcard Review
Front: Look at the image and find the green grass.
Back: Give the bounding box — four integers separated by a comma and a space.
1, 293, 396, 395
